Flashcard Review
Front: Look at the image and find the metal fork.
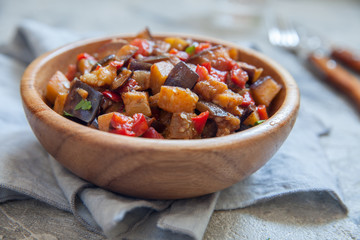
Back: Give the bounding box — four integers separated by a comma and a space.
267, 16, 360, 112
268, 16, 301, 52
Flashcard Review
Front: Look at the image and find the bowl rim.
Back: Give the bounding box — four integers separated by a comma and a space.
21, 32, 300, 152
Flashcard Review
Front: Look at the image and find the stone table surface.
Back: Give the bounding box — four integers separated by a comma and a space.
1, 0, 360, 239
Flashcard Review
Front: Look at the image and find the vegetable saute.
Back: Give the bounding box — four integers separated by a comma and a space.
45, 28, 282, 139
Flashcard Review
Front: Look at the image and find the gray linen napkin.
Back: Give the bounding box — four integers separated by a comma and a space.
0, 20, 347, 240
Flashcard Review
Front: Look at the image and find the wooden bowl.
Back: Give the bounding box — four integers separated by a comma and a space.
21, 34, 300, 200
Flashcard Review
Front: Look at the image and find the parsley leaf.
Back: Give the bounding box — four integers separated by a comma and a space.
254, 120, 265, 126
185, 45, 195, 55
63, 111, 74, 117
74, 99, 92, 111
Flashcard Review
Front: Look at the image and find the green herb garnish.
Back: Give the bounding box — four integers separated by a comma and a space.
185, 45, 196, 55
254, 120, 265, 126
74, 99, 92, 111
63, 111, 74, 117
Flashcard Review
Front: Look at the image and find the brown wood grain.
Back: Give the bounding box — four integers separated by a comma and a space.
21, 34, 300, 199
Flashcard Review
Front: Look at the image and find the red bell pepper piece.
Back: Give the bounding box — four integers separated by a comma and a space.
240, 91, 255, 107
257, 105, 269, 120
117, 79, 139, 93
210, 68, 227, 83
142, 127, 164, 139
201, 62, 212, 73
200, 62, 227, 82
195, 42, 211, 53
102, 90, 122, 102
132, 113, 149, 137
196, 65, 209, 81
110, 113, 135, 136
169, 48, 189, 61
109, 60, 125, 70
230, 65, 249, 89
191, 111, 209, 134
65, 64, 77, 81
77, 52, 96, 61
130, 38, 152, 57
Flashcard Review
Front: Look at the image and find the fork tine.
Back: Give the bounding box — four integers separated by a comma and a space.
268, 16, 300, 50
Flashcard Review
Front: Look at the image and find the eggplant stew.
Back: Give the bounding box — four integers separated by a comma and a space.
46, 28, 282, 139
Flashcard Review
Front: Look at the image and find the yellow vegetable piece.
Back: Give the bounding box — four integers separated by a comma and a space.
98, 112, 115, 132
243, 110, 260, 126
158, 86, 199, 113
53, 93, 68, 115
250, 77, 282, 107
164, 37, 188, 51
46, 71, 70, 104
122, 91, 152, 117
150, 61, 173, 94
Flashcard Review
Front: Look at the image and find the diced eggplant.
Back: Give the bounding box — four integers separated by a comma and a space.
187, 45, 232, 71
196, 100, 240, 136
89, 118, 99, 129
196, 101, 228, 118
116, 44, 139, 62
111, 68, 132, 90
141, 55, 170, 64
132, 70, 151, 90
237, 62, 263, 83
201, 119, 217, 138
250, 76, 282, 107
166, 112, 197, 139
90, 54, 116, 72
186, 45, 222, 63
240, 104, 256, 123
135, 27, 153, 40
63, 79, 103, 124
163, 61, 199, 89
128, 59, 152, 71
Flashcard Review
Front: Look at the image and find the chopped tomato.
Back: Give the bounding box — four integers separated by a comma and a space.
110, 113, 135, 136
130, 38, 152, 57
95, 65, 101, 71
191, 111, 209, 134
65, 64, 77, 81
200, 62, 227, 82
132, 113, 149, 136
169, 48, 189, 61
201, 62, 212, 73
195, 42, 211, 53
102, 90, 122, 102
109, 60, 125, 70
142, 127, 164, 139
196, 65, 209, 81
210, 68, 227, 83
110, 113, 149, 137
257, 105, 269, 120
230, 65, 249, 89
117, 79, 139, 93
77, 53, 96, 61
240, 91, 255, 107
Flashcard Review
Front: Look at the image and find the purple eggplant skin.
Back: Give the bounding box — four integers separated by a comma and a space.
63, 79, 103, 124
128, 59, 153, 71
164, 61, 199, 89
196, 100, 228, 118
90, 54, 116, 72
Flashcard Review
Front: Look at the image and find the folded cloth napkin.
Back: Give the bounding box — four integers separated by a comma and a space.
0, 20, 347, 240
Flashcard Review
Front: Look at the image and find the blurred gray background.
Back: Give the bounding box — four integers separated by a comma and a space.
1, 0, 359, 48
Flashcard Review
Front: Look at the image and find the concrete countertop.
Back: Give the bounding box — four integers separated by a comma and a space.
0, 0, 359, 239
